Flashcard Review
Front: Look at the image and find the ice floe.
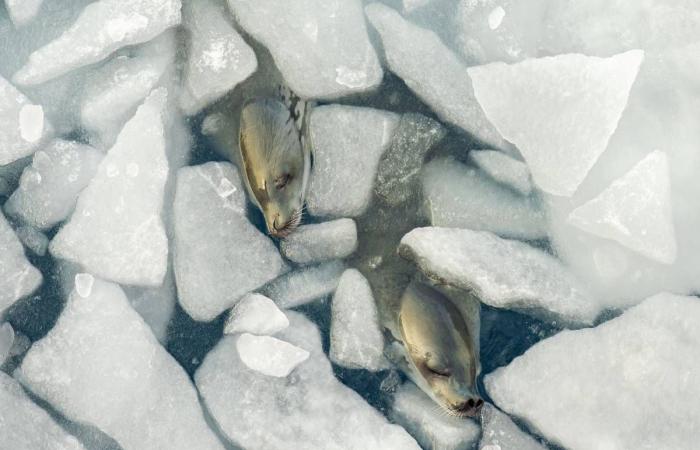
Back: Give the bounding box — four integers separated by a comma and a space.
236, 333, 309, 377
224, 293, 289, 336
469, 149, 533, 196
280, 218, 357, 265
260, 259, 345, 308
0, 210, 42, 316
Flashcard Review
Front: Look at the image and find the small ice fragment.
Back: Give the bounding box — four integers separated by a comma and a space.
15, 226, 49, 256
488, 6, 506, 30
5, 0, 44, 27
469, 149, 532, 196
236, 333, 309, 377
0, 211, 42, 315
74, 273, 95, 298
260, 260, 345, 308
216, 177, 237, 198
224, 293, 289, 336
18, 104, 44, 143
280, 219, 357, 265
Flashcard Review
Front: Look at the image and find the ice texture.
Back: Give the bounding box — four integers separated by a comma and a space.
50, 89, 169, 287
480, 404, 546, 450
469, 149, 532, 196
17, 277, 224, 450
13, 0, 182, 86
280, 218, 357, 265
236, 333, 309, 377
260, 260, 345, 308
81, 32, 176, 148
224, 293, 289, 336
330, 269, 387, 371
227, 0, 382, 99
307, 105, 399, 218
173, 162, 285, 321
0, 372, 85, 450
0, 322, 14, 365
486, 293, 700, 450
0, 75, 52, 165
180, 0, 257, 115
5, 140, 103, 230
0, 211, 42, 315
567, 150, 676, 265
15, 225, 49, 256
365, 3, 507, 150
390, 382, 480, 450
468, 50, 644, 196
374, 113, 445, 206
5, 0, 44, 27
196, 312, 420, 450
422, 157, 546, 240
399, 227, 598, 325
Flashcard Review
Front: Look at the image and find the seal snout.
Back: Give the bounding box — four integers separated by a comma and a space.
451, 397, 484, 417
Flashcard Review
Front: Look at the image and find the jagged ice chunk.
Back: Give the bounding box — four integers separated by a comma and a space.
280, 218, 357, 265
224, 293, 289, 336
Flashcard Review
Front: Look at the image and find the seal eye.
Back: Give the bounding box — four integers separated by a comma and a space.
275, 173, 291, 190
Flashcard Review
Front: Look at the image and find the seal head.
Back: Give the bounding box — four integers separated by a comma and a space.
239, 98, 310, 237
397, 281, 483, 417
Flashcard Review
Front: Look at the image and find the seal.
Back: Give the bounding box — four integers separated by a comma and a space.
390, 279, 483, 418
238, 97, 311, 238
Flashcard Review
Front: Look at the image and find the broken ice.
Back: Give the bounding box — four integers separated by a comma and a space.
469, 149, 533, 196
236, 333, 309, 377
260, 259, 345, 309
280, 218, 358, 265
224, 293, 289, 336
0, 210, 42, 315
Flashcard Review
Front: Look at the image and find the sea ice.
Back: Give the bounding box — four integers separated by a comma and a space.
180, 0, 257, 115
5, 140, 103, 230
390, 382, 480, 450
399, 227, 598, 325
17, 277, 224, 450
280, 218, 357, 265
330, 269, 387, 371
236, 333, 309, 377
50, 89, 169, 287
468, 50, 644, 196
0, 211, 42, 315
480, 404, 546, 450
469, 149, 533, 196
365, 3, 507, 150
81, 32, 176, 148
486, 293, 700, 450
0, 372, 85, 450
14, 225, 49, 256
224, 293, 289, 336
306, 105, 399, 218
13, 0, 182, 85
422, 157, 546, 240
374, 113, 445, 206
0, 322, 14, 366
0, 75, 52, 165
5, 0, 44, 27
227, 0, 382, 99
173, 162, 285, 321
196, 312, 419, 450
567, 150, 676, 265
260, 259, 345, 308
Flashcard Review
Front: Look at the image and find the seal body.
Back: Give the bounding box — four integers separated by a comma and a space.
238, 97, 311, 237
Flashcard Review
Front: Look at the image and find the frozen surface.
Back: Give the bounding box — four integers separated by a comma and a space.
196, 312, 419, 450
0, 75, 52, 165
0, 322, 14, 365
13, 0, 182, 85
399, 227, 598, 324
480, 404, 546, 450
330, 269, 387, 371
50, 89, 169, 287
5, 0, 44, 27
236, 333, 309, 377
390, 382, 480, 450
5, 140, 103, 230
260, 259, 345, 308
15, 225, 49, 256
468, 50, 644, 196
280, 218, 357, 265
180, 0, 257, 115
228, 0, 382, 99
0, 372, 85, 450
365, 3, 507, 150
469, 149, 532, 196
568, 150, 676, 265
0, 210, 42, 315
307, 105, 399, 218
422, 157, 546, 240
486, 293, 700, 450
173, 162, 285, 321
224, 293, 289, 336
81, 32, 176, 148
17, 277, 224, 450
374, 113, 445, 206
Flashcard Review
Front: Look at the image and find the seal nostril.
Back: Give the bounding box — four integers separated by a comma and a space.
475, 399, 484, 408
467, 399, 475, 408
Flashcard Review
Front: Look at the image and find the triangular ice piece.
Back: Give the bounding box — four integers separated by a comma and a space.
468, 50, 644, 196
567, 150, 676, 264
